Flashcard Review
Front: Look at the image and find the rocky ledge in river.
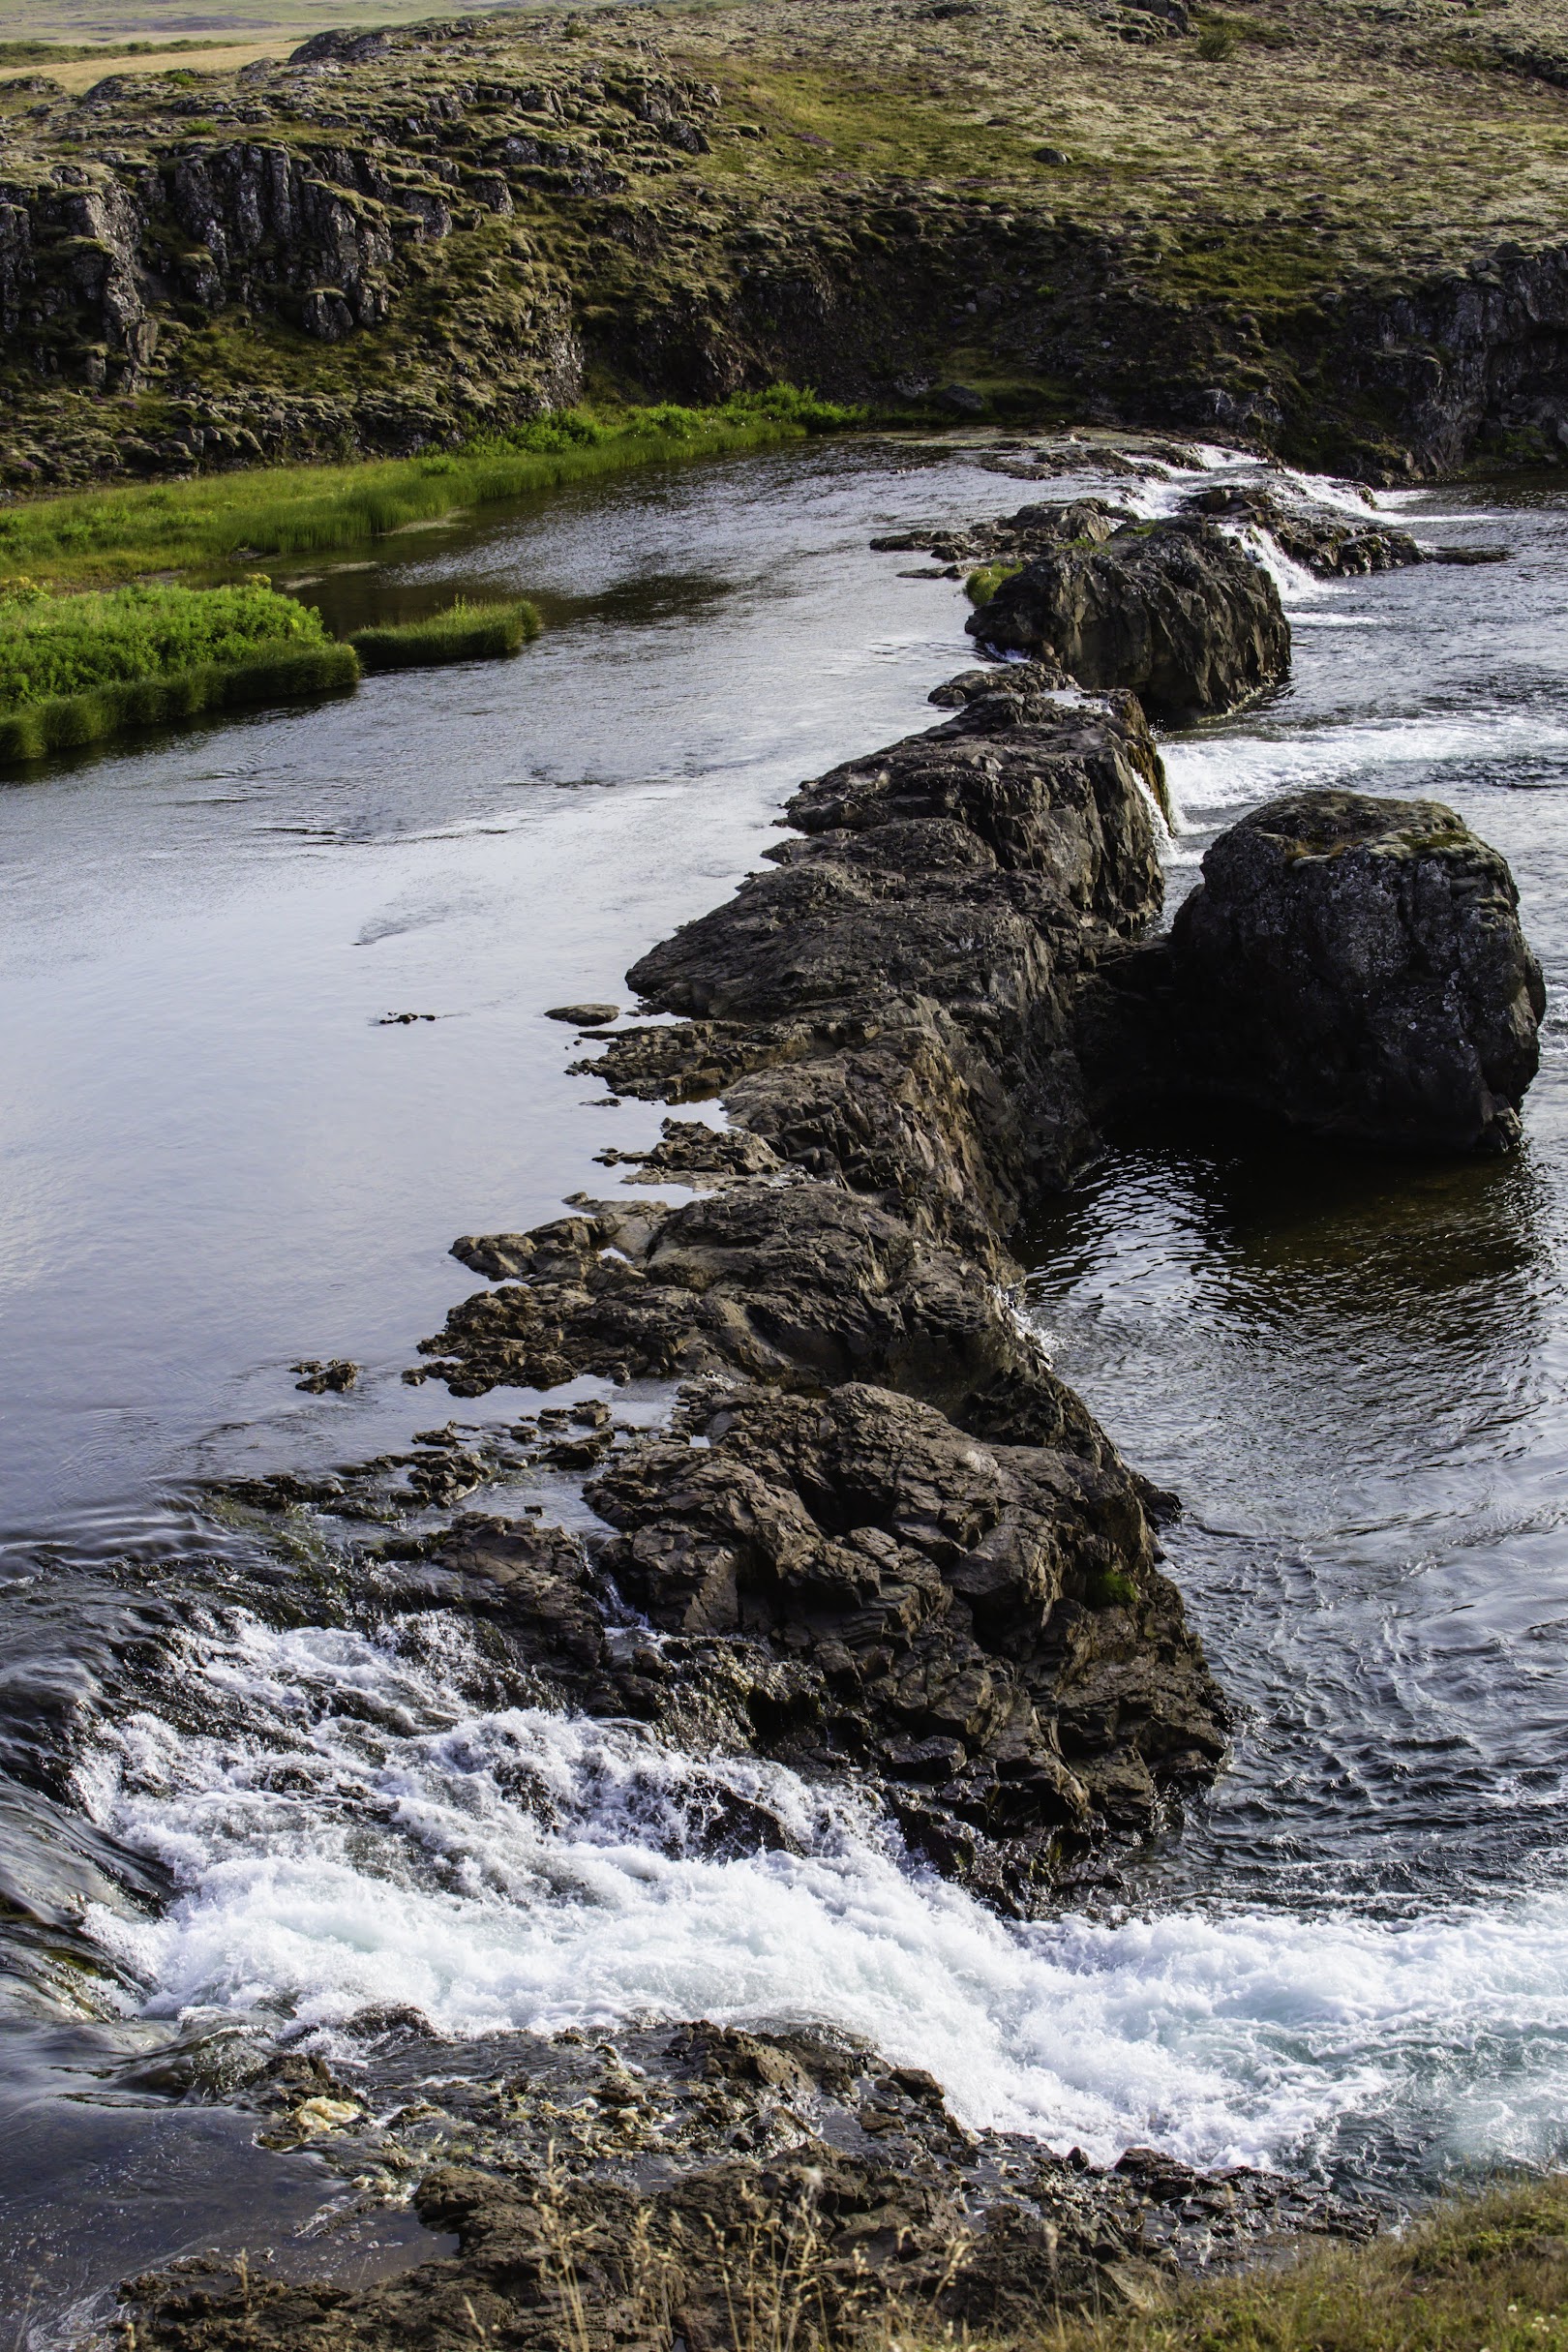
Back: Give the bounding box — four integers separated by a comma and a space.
412, 665, 1224, 1895
963, 517, 1289, 721
121, 2021, 1371, 2352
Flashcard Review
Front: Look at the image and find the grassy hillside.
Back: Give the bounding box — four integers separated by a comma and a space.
3, 0, 1568, 478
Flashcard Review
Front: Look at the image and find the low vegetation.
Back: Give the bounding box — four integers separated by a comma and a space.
0, 578, 355, 765
1041, 2176, 1568, 2352
0, 392, 858, 592
348, 596, 541, 671
966, 560, 1026, 604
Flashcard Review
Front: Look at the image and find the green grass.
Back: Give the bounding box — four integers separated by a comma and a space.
0, 642, 358, 767
966, 560, 1025, 604
0, 577, 356, 767
0, 578, 330, 707
1021, 2176, 1568, 2352
0, 390, 859, 591
348, 597, 541, 672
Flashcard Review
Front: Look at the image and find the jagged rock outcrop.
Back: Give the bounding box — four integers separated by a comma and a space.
603, 675, 1168, 1233
1083, 789, 1545, 1151
413, 671, 1224, 1888
965, 520, 1290, 720
424, 1179, 1112, 1446
120, 2020, 1368, 2352
592, 1380, 1226, 1854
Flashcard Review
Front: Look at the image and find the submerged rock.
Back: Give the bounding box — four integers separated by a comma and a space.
1087, 789, 1544, 1151
965, 518, 1289, 720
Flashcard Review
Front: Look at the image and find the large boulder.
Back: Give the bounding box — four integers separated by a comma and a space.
965, 517, 1290, 720
1163, 789, 1544, 1151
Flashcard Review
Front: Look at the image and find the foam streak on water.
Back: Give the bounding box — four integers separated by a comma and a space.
72, 1606, 1568, 2186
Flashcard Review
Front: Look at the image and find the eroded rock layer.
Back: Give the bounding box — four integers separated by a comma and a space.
416, 668, 1227, 1892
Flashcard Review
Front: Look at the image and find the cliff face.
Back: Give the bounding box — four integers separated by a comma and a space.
7, 0, 1568, 483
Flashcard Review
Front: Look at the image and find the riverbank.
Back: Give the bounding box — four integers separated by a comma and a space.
6, 0, 1568, 485
0, 392, 854, 591
119, 2156, 1568, 2352
1053, 2176, 1568, 2352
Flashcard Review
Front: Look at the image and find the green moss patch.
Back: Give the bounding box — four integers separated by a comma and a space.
966, 559, 1025, 604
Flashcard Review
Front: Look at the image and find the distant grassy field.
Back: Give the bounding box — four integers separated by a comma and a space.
0, 391, 856, 592
0, 1, 557, 47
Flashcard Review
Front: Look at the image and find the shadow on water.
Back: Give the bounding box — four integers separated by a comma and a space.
1021, 1104, 1568, 1915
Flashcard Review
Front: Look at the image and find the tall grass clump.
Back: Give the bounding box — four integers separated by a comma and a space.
348, 596, 541, 671
0, 578, 357, 765
0, 389, 861, 590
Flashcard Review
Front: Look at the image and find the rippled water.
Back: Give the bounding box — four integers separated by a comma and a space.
4, 438, 1567, 2335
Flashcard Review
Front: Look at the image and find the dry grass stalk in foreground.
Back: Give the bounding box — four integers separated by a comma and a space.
1020, 2178, 1568, 2352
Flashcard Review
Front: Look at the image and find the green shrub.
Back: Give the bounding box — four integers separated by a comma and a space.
348, 598, 542, 672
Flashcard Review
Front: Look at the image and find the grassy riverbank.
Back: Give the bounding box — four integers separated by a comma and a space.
0, 391, 857, 592
1040, 2176, 1568, 2352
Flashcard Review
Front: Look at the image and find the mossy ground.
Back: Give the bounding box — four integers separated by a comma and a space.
5, 0, 1568, 484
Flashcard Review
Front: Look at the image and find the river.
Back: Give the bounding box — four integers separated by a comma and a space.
2, 437, 1565, 2338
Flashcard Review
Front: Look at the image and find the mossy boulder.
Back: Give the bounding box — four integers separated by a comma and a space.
1165, 789, 1545, 1151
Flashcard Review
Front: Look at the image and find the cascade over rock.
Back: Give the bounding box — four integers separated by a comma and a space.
965, 519, 1291, 720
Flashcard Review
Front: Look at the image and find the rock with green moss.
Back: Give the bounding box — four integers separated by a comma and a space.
1161, 789, 1544, 1150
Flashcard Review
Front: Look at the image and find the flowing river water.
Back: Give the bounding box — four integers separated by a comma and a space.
2, 436, 1566, 2337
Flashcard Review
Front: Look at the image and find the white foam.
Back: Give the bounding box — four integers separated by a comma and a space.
1163, 709, 1568, 823
75, 1608, 1568, 2179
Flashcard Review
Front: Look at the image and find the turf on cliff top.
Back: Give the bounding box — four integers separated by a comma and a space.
5, 0, 1568, 485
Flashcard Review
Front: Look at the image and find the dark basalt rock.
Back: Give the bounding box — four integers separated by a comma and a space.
965, 519, 1290, 721
604, 678, 1169, 1229
121, 2021, 1369, 2352
1085, 789, 1545, 1151
426, 1180, 1114, 1454
590, 1380, 1227, 1858
1180, 483, 1426, 574
383, 1374, 1226, 1889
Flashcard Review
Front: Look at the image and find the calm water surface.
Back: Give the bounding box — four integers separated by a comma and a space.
3, 440, 1567, 2337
